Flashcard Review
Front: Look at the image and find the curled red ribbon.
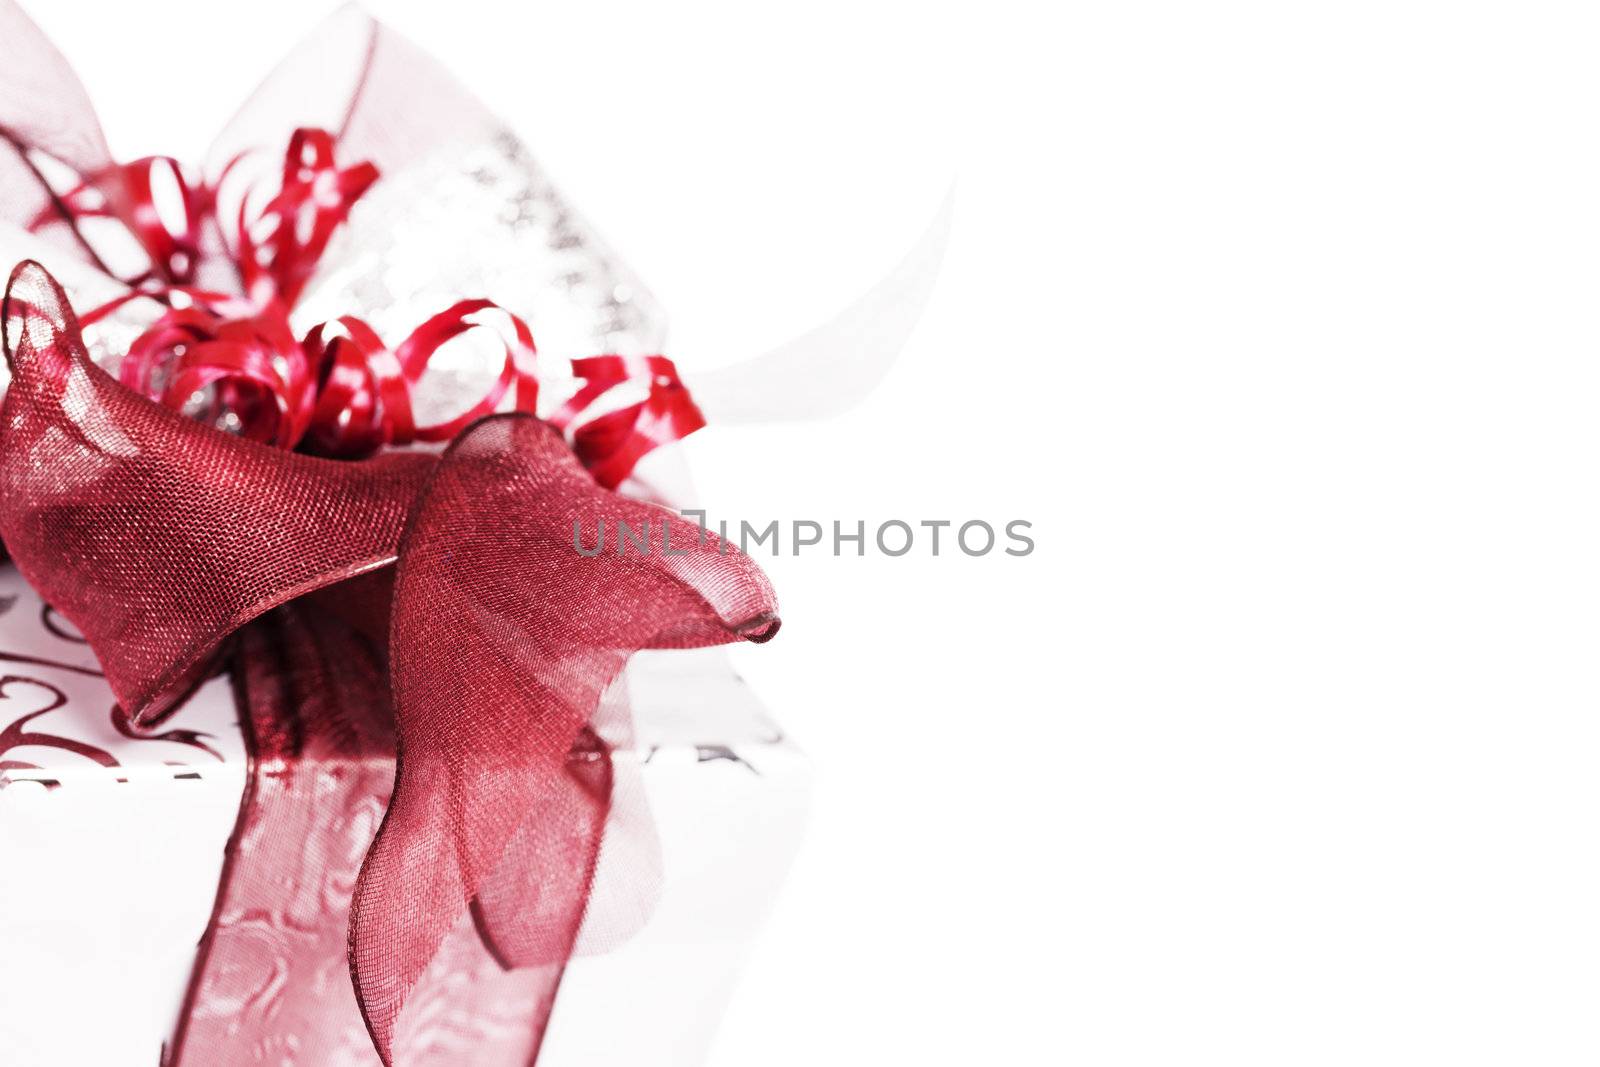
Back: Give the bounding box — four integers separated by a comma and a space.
120, 296, 540, 459
53, 127, 692, 479
552, 354, 708, 490
29, 154, 204, 285
231, 127, 379, 307
303, 299, 540, 454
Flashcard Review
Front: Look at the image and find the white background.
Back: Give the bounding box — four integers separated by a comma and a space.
29, 1, 1600, 1064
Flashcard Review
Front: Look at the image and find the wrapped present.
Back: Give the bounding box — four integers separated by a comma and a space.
0, 566, 807, 1065
0, 4, 805, 1063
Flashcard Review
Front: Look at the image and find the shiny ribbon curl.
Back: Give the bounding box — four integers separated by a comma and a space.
121, 296, 541, 458
80, 128, 540, 460
29, 154, 204, 286
43, 126, 688, 480
551, 354, 708, 491
230, 127, 379, 307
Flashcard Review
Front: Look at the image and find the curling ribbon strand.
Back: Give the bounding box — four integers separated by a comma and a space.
55, 127, 698, 478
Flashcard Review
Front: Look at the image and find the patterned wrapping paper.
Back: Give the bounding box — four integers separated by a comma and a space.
0, 564, 247, 789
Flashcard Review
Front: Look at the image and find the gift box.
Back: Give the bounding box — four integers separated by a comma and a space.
0, 4, 806, 1063
0, 565, 807, 1065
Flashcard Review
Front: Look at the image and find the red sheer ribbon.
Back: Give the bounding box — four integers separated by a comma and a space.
0, 262, 778, 1063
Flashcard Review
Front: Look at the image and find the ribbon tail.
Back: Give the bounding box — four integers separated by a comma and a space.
166, 603, 397, 1062
172, 603, 570, 1064
350, 413, 778, 1063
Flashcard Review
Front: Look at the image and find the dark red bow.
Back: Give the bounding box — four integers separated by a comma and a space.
0, 261, 778, 1061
